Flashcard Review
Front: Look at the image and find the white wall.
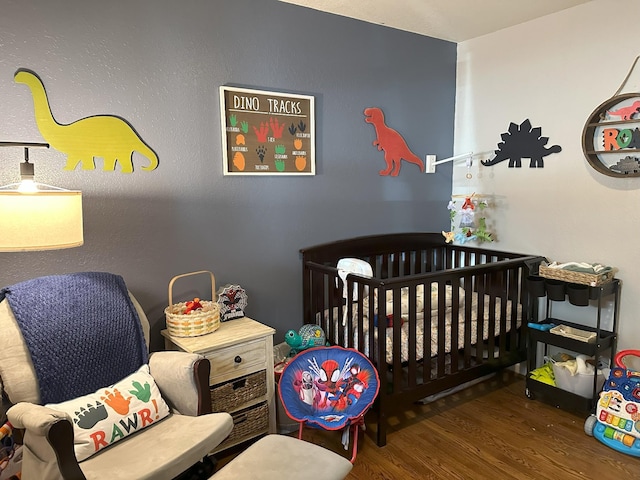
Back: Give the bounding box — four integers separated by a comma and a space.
454, 0, 640, 350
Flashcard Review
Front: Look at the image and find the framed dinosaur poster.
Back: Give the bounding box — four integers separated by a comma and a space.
219, 86, 315, 175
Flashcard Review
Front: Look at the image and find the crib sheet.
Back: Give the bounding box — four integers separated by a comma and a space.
321, 285, 521, 364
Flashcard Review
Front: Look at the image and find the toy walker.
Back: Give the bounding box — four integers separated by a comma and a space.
585, 349, 640, 456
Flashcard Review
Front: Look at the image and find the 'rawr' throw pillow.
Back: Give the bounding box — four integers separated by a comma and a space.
45, 364, 170, 461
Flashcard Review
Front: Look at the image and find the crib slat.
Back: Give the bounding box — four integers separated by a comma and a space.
462, 275, 473, 369
406, 282, 418, 388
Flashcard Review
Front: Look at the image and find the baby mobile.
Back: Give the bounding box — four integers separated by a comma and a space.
443, 193, 494, 244
440, 117, 562, 244
439, 152, 494, 244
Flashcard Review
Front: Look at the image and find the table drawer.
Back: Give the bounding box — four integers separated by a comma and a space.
208, 338, 266, 382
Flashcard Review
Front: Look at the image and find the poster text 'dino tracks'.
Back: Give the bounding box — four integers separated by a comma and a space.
219, 86, 315, 176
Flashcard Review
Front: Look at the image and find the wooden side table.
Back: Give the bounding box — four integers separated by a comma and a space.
162, 317, 276, 452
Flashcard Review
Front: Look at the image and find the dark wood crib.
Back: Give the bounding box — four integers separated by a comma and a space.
300, 232, 543, 446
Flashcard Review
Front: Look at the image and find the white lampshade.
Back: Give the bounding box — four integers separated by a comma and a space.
0, 190, 83, 251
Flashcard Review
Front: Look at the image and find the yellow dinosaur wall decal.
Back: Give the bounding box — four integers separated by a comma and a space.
15, 69, 158, 173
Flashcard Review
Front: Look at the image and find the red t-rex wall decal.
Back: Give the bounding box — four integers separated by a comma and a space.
364, 107, 424, 176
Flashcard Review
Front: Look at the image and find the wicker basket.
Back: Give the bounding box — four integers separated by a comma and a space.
217, 401, 269, 450
164, 270, 220, 337
539, 264, 615, 286
210, 370, 267, 412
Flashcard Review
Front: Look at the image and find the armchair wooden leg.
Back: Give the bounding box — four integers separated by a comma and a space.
47, 420, 86, 480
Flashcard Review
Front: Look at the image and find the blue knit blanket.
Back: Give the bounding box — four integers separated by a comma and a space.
0, 272, 148, 404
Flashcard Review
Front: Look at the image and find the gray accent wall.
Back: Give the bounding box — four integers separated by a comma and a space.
0, 0, 456, 350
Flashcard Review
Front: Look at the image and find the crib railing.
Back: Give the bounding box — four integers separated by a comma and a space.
303, 257, 536, 368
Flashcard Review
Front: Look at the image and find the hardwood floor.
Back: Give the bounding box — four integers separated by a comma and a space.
216, 371, 640, 479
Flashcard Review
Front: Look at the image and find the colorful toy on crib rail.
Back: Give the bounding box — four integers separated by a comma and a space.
585, 349, 640, 456
285, 324, 328, 356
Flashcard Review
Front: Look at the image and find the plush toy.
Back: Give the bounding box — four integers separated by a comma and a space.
285, 324, 327, 356
183, 297, 203, 314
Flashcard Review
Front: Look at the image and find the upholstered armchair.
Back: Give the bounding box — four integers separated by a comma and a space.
0, 273, 233, 480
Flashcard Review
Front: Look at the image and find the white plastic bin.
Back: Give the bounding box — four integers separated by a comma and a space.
552, 363, 606, 398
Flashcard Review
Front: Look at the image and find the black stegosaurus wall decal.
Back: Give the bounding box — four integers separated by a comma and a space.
481, 119, 561, 168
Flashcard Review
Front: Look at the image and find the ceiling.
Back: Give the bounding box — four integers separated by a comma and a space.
279, 0, 593, 42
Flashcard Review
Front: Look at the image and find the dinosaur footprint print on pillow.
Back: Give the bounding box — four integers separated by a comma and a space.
101, 388, 132, 415
74, 401, 108, 429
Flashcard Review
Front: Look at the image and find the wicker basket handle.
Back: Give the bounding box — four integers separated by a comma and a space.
168, 270, 216, 306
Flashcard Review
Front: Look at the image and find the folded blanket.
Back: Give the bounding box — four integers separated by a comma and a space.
0, 272, 148, 404
546, 262, 613, 274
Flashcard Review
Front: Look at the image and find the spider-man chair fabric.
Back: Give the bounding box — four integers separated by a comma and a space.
278, 346, 379, 462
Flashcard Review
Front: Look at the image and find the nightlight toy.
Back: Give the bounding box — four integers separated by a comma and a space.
217, 284, 248, 321
285, 324, 328, 356
584, 349, 640, 456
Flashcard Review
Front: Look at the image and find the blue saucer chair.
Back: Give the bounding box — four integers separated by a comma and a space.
278, 346, 380, 462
